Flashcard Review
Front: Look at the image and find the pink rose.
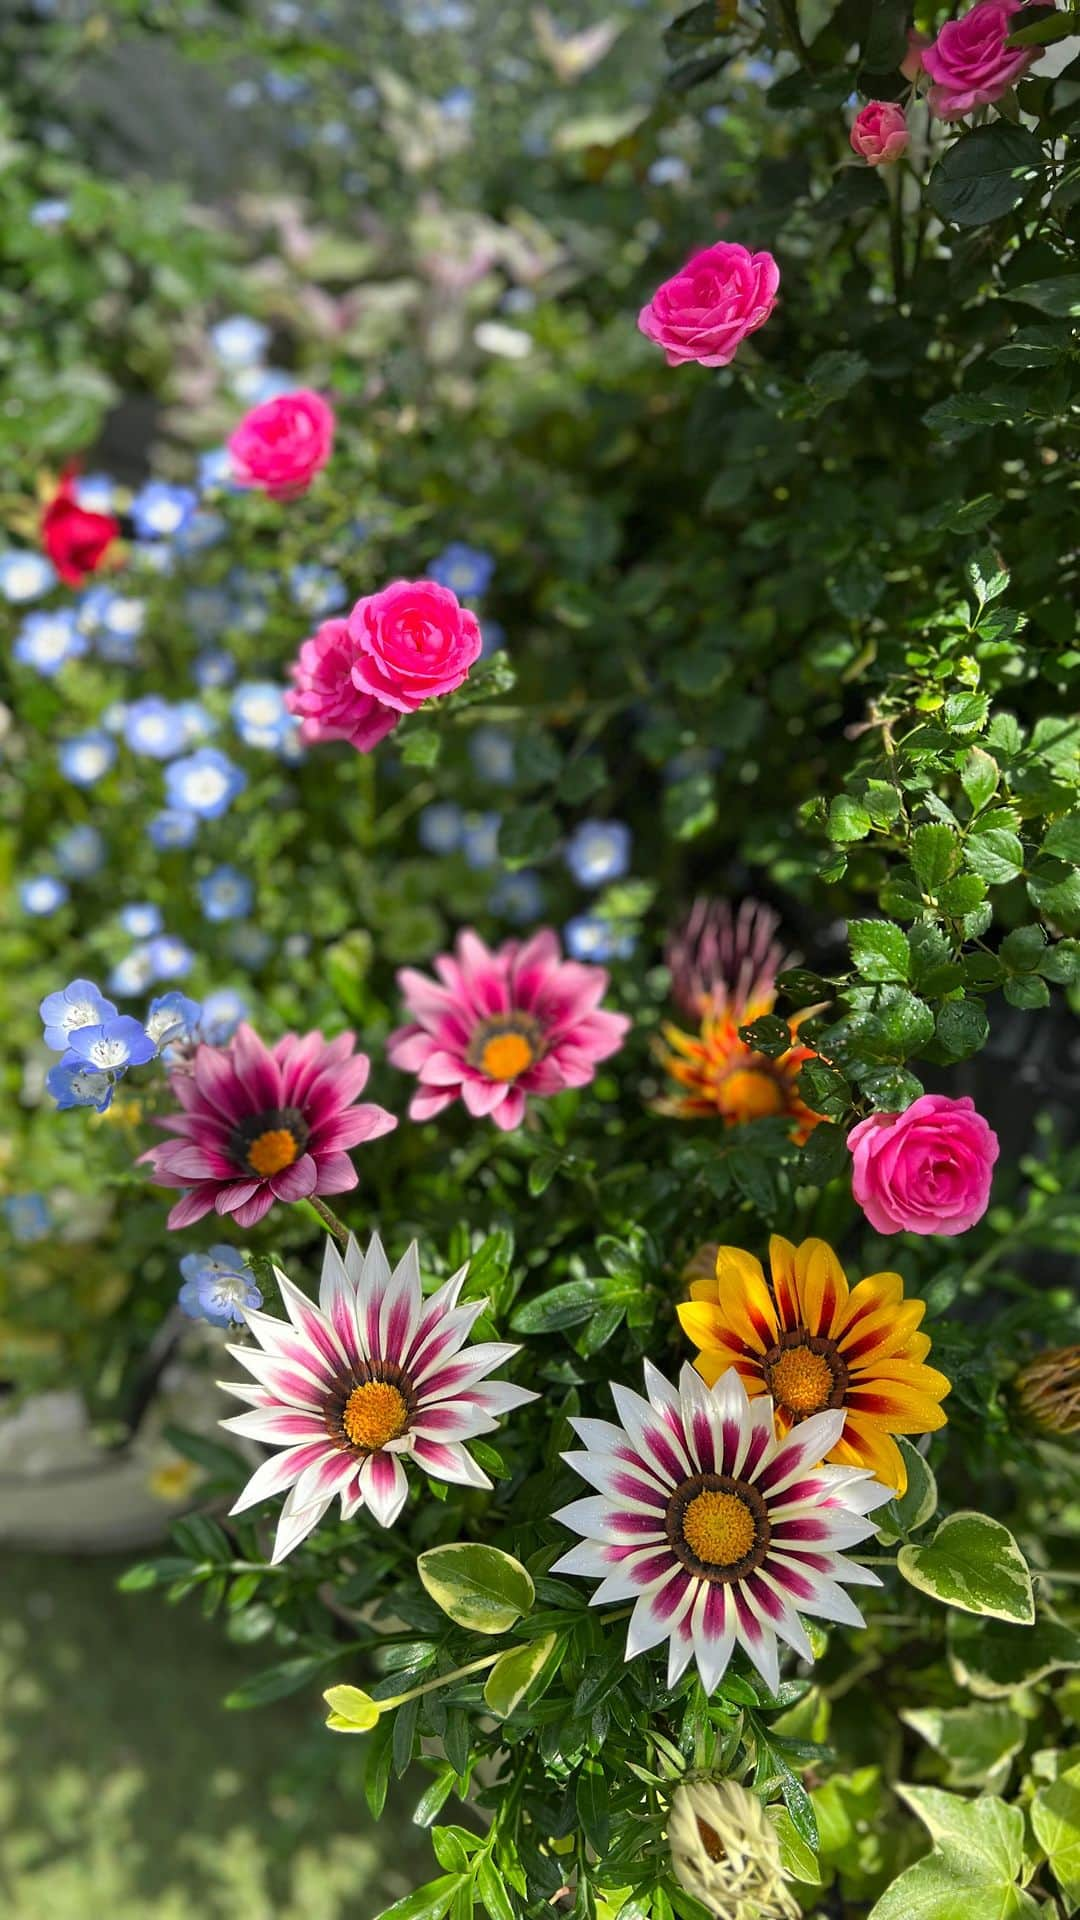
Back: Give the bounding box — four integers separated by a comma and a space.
923, 0, 1040, 118
849, 1093, 1000, 1236
902, 28, 931, 79
348, 579, 483, 714
850, 101, 910, 164
638, 241, 780, 369
285, 618, 400, 753
227, 388, 335, 498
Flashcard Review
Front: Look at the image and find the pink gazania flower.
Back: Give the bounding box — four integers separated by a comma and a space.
220, 1232, 537, 1560
552, 1361, 889, 1695
141, 1023, 397, 1229
388, 928, 631, 1132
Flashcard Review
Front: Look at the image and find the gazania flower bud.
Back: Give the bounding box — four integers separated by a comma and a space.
1016, 1346, 1080, 1436
667, 1779, 800, 1920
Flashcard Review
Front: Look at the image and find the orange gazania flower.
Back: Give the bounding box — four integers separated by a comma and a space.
678, 1235, 950, 1494
654, 896, 824, 1140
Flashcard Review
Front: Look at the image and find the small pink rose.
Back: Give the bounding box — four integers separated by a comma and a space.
923, 0, 1041, 119
348, 579, 483, 714
284, 617, 400, 753
901, 28, 931, 79
850, 100, 910, 164
638, 241, 780, 369
227, 388, 335, 498
849, 1092, 1000, 1236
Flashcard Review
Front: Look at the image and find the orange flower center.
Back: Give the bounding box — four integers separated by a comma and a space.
481, 1031, 535, 1081
696, 1820, 725, 1863
720, 1066, 786, 1120
765, 1333, 846, 1418
681, 1489, 757, 1567
342, 1381, 409, 1451
246, 1127, 301, 1176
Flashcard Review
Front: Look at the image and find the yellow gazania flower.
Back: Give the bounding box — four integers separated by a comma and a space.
677, 1235, 950, 1495
653, 1004, 824, 1141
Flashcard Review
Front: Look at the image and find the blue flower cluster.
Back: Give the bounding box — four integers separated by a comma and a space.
178, 1245, 262, 1326
39, 978, 196, 1113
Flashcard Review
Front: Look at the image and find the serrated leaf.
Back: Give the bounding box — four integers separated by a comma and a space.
929, 124, 1045, 228
911, 823, 960, 892
849, 920, 910, 982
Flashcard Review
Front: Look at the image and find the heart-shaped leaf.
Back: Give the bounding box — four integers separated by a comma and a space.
897, 1511, 1034, 1623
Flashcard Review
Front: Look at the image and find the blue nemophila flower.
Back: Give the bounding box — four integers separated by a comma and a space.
78, 587, 146, 649
74, 472, 117, 514
131, 481, 197, 541
40, 979, 118, 1050
0, 550, 57, 603
130, 540, 176, 578
648, 155, 689, 186
4, 1193, 51, 1243
174, 509, 227, 555
13, 609, 87, 676
226, 79, 259, 108
178, 700, 216, 744
489, 869, 544, 924
108, 947, 157, 998
123, 697, 189, 759
227, 924, 273, 970
30, 197, 70, 227
198, 986, 248, 1044
46, 1057, 116, 1112
418, 801, 464, 855
232, 366, 297, 407
462, 811, 501, 870
209, 315, 271, 368
67, 1016, 156, 1072
178, 1246, 263, 1327
55, 824, 106, 878
439, 87, 474, 121
20, 875, 69, 916
194, 647, 235, 690
429, 542, 494, 599
231, 681, 291, 751
166, 748, 246, 819
565, 913, 636, 963
564, 820, 632, 889
198, 864, 253, 923
147, 934, 194, 981
468, 726, 515, 785
197, 446, 236, 494
145, 990, 202, 1049
148, 808, 199, 851
121, 903, 163, 939
289, 563, 348, 617
264, 68, 307, 103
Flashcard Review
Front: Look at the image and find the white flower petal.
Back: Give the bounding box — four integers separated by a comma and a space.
230, 1440, 330, 1516
358, 1450, 410, 1527
610, 1382, 691, 1488
379, 1241, 423, 1367
410, 1437, 492, 1489
271, 1482, 332, 1564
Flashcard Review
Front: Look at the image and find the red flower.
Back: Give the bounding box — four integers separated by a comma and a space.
41, 467, 121, 585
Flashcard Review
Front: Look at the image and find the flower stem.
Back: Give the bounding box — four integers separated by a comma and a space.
387, 1651, 501, 1710
304, 1196, 351, 1247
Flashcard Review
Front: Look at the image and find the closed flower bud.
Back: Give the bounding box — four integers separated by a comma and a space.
668, 1779, 800, 1920
1017, 1346, 1080, 1436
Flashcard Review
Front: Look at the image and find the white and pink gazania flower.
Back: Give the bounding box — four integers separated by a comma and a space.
552, 1361, 890, 1695
388, 928, 630, 1132
220, 1233, 536, 1562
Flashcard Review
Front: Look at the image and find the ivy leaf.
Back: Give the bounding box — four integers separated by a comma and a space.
897, 1512, 1034, 1623
1031, 1765, 1080, 1909
876, 1439, 938, 1543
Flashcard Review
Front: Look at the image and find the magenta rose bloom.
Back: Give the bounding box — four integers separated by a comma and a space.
348, 579, 483, 714
388, 927, 630, 1132
848, 1093, 999, 1236
638, 241, 780, 369
227, 389, 335, 498
850, 101, 910, 164
141, 1023, 396, 1229
923, 0, 1039, 118
285, 618, 400, 753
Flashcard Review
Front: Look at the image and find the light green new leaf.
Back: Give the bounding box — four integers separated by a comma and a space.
483, 1633, 558, 1718
323, 1684, 381, 1733
1031, 1764, 1080, 1908
897, 1785, 1026, 1881
897, 1511, 1034, 1622
417, 1543, 535, 1634
868, 1854, 1041, 1920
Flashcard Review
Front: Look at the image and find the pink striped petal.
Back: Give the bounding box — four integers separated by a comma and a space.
230, 1440, 330, 1515
409, 1438, 492, 1489
358, 1450, 409, 1527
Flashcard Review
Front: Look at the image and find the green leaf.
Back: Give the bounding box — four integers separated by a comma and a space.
911, 824, 959, 893
498, 806, 560, 867
961, 748, 1000, 814
828, 795, 872, 842
1043, 810, 1080, 863
664, 772, 717, 841
417, 1544, 535, 1635
875, 1439, 938, 1543
966, 826, 1026, 884
1031, 1764, 1080, 1909
948, 1608, 1080, 1698
323, 1683, 382, 1733
374, 1874, 470, 1920
897, 1512, 1034, 1623
223, 1654, 334, 1710
1027, 860, 1080, 932
849, 920, 911, 982
1007, 273, 1080, 317
935, 999, 990, 1061
999, 924, 1045, 972
868, 1855, 1039, 1920
738, 1013, 796, 1057
476, 1857, 516, 1920
929, 124, 1046, 228
576, 1761, 611, 1853
1003, 974, 1050, 1009
483, 1633, 559, 1718
901, 1703, 1027, 1790
896, 1786, 1026, 1882
510, 1277, 603, 1333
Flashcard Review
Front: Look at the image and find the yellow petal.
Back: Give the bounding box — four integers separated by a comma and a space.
794, 1238, 849, 1338
687, 1275, 720, 1304
834, 1416, 908, 1494
713, 1246, 778, 1351
841, 1296, 928, 1368
767, 1234, 801, 1328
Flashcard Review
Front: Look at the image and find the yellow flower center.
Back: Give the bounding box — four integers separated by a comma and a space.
480, 1031, 535, 1081
681, 1489, 757, 1568
342, 1381, 409, 1451
696, 1819, 725, 1863
720, 1066, 786, 1120
768, 1341, 837, 1416
246, 1127, 301, 1176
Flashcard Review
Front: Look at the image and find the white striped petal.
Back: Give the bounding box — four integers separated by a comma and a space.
274, 1266, 350, 1375
229, 1440, 330, 1516
359, 1450, 409, 1527
223, 1342, 327, 1412
220, 1406, 327, 1445
410, 1437, 492, 1489
271, 1482, 333, 1564
610, 1383, 690, 1488
378, 1242, 422, 1367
